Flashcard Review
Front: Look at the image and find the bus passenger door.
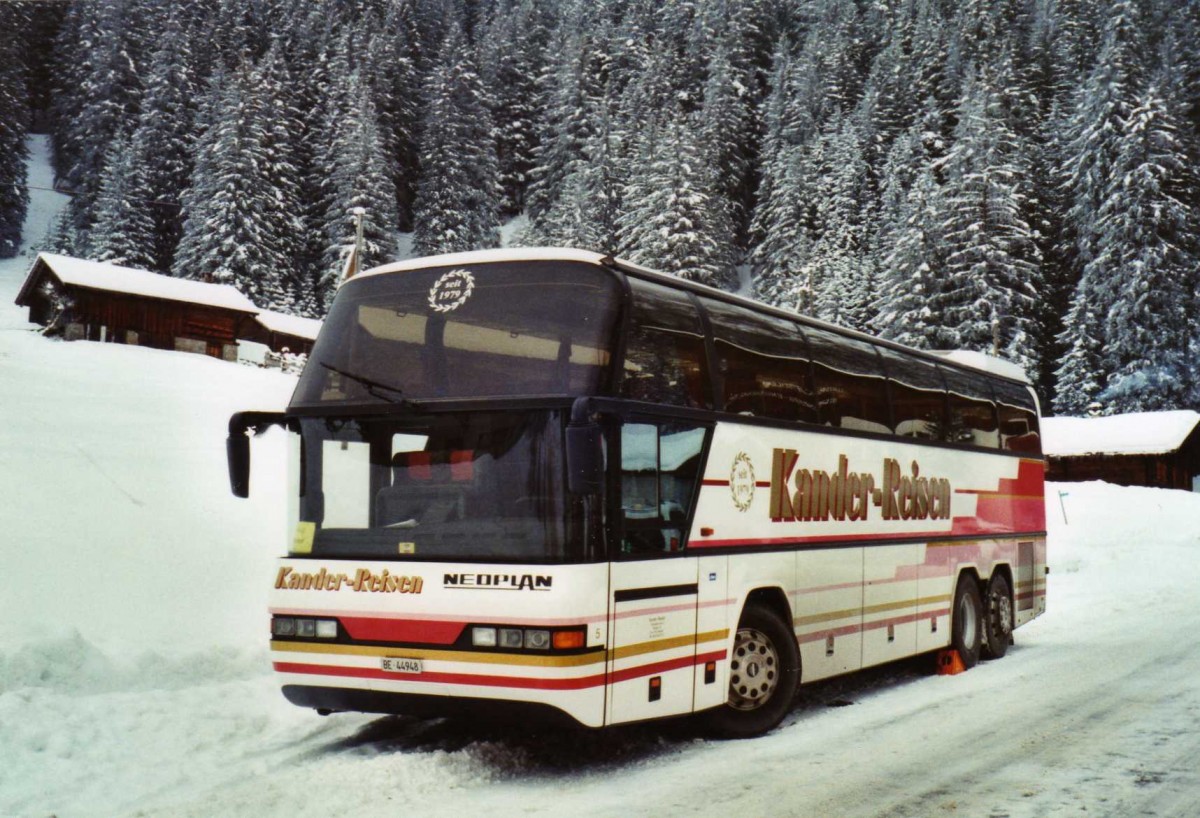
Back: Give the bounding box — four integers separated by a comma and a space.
607, 421, 705, 725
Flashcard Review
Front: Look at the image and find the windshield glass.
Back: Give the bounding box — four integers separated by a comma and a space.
292, 260, 622, 407
297, 410, 589, 563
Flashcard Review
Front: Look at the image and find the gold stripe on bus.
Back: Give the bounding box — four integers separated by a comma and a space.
270, 640, 606, 668
272, 630, 730, 667
794, 595, 951, 627
610, 629, 729, 662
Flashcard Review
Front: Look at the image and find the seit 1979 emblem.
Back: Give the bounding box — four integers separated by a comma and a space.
428, 268, 475, 313
730, 452, 756, 512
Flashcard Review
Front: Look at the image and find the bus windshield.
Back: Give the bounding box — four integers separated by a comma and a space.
297, 410, 588, 563
292, 261, 622, 407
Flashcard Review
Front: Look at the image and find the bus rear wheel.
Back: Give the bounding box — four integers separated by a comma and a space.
951, 573, 983, 669
983, 573, 1014, 660
704, 602, 799, 739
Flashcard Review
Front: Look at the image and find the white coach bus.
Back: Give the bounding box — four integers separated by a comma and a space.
227, 249, 1046, 738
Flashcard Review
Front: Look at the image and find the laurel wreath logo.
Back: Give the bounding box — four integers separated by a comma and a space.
730, 451, 755, 512
428, 269, 476, 313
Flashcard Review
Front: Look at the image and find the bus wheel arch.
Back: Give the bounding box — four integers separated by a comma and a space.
704, 593, 800, 739
982, 568, 1014, 660
951, 570, 983, 669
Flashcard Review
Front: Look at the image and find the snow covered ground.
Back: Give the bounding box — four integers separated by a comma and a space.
3, 137, 1200, 818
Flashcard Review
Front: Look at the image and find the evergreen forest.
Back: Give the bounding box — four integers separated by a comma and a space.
1, 0, 1199, 415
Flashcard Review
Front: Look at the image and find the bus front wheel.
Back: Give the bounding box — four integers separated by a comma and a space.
704, 602, 799, 739
951, 573, 983, 669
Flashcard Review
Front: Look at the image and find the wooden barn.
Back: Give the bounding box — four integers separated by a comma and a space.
1043, 410, 1200, 492
244, 309, 322, 356
15, 253, 259, 361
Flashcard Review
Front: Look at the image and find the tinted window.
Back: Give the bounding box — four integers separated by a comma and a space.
292, 261, 620, 406
805, 327, 891, 433
704, 299, 818, 423
993, 379, 1041, 453
941, 367, 1000, 448
876, 347, 946, 439
621, 280, 709, 408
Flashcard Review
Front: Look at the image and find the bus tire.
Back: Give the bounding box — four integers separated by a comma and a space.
983, 572, 1013, 660
951, 573, 983, 669
704, 602, 799, 739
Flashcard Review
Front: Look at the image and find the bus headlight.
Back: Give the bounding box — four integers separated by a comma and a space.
472, 627, 497, 647
499, 628, 525, 648
523, 629, 551, 650
272, 616, 338, 639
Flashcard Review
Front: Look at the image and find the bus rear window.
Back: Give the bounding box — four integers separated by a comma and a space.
292, 261, 622, 406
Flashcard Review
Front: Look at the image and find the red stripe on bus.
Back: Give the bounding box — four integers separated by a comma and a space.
701, 480, 771, 487
796, 609, 951, 642
274, 650, 729, 691
609, 649, 727, 684
692, 530, 955, 549
271, 609, 603, 627
275, 661, 606, 690
338, 617, 466, 645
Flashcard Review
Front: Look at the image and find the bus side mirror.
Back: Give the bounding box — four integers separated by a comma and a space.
228, 432, 250, 498
227, 411, 291, 498
566, 421, 604, 495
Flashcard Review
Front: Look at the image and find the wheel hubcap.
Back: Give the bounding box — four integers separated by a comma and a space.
992, 592, 1013, 638
728, 627, 779, 711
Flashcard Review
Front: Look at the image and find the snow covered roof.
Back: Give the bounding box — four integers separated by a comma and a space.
254, 309, 322, 340
1042, 410, 1200, 457
24, 253, 259, 313
358, 248, 608, 282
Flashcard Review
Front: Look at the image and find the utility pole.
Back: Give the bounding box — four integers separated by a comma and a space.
342, 207, 366, 282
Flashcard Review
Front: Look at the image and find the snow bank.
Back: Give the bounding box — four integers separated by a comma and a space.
0, 331, 297, 662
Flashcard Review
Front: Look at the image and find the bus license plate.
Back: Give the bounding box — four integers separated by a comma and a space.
381, 657, 422, 674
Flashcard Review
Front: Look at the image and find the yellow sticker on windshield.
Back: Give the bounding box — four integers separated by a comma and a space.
292, 522, 315, 555
397, 542, 416, 555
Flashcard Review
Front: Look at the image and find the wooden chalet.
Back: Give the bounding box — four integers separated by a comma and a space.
15, 253, 259, 361
245, 309, 322, 356
1043, 410, 1200, 492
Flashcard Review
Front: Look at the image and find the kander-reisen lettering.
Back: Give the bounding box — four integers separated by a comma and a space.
769, 450, 952, 523
274, 566, 424, 593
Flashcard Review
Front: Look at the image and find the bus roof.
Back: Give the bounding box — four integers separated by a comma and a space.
356, 248, 1033, 389
358, 248, 610, 280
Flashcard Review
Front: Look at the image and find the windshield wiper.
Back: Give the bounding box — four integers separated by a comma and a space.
320, 362, 414, 406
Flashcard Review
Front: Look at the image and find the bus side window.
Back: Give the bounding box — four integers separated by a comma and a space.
620, 422, 706, 556
805, 328, 890, 434
621, 280, 709, 409
941, 368, 1000, 448
876, 347, 946, 439
993, 380, 1041, 453
704, 298, 818, 424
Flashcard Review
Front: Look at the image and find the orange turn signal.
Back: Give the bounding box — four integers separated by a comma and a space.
552, 630, 586, 650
